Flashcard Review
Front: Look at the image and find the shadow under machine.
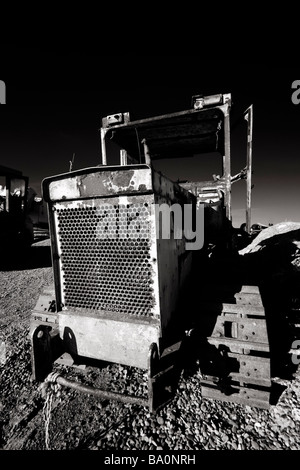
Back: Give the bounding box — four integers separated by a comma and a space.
30, 93, 273, 411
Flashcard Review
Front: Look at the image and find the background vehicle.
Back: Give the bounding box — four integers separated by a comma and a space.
0, 165, 34, 249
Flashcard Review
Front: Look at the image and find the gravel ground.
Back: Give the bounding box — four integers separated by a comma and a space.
1, 240, 300, 452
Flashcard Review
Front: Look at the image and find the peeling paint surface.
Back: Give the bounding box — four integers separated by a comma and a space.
49, 168, 152, 201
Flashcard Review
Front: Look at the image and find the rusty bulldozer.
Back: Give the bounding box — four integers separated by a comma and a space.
30, 93, 300, 412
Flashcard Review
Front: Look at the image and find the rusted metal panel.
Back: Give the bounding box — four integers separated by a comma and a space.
46, 166, 153, 202
152, 173, 195, 336
152, 171, 196, 205
58, 312, 161, 369
207, 313, 269, 343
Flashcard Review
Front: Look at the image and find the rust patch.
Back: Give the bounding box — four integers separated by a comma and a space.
78, 173, 107, 196
111, 170, 134, 189
78, 171, 137, 196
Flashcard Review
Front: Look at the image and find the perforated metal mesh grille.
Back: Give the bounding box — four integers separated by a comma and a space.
55, 200, 155, 316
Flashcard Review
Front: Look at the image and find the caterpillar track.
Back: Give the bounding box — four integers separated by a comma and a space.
191, 283, 272, 409
182, 246, 300, 410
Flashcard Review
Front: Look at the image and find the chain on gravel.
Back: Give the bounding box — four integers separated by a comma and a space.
41, 372, 62, 450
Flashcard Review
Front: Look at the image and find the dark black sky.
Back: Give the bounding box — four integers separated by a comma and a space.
0, 49, 299, 227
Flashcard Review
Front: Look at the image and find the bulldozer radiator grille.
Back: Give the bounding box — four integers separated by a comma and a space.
55, 200, 155, 316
